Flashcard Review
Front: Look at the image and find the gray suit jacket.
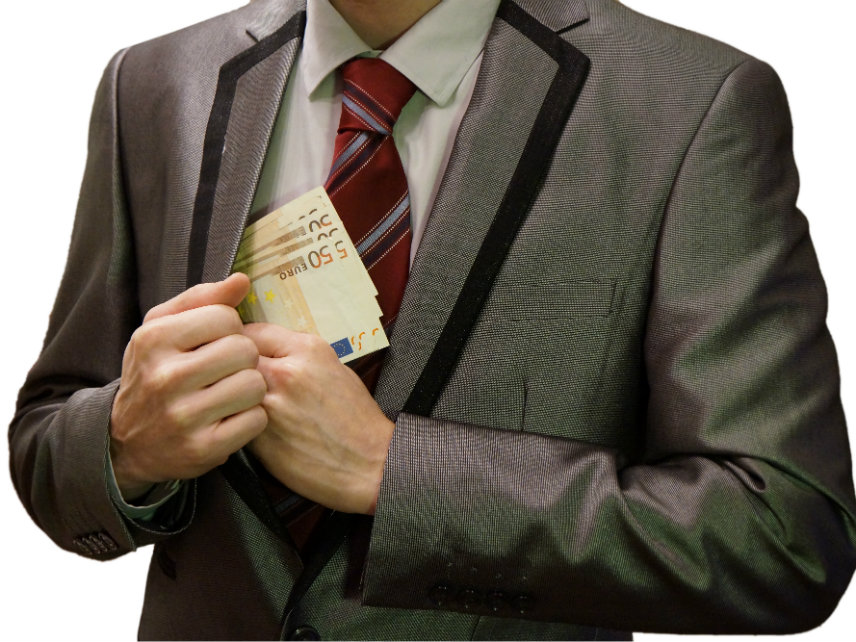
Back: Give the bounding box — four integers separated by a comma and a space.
10, 0, 856, 639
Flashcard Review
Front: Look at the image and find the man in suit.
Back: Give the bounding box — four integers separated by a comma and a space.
9, 0, 856, 639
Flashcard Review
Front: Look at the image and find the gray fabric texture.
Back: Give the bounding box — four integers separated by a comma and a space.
9, 0, 856, 639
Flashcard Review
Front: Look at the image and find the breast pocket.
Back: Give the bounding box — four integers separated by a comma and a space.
434, 279, 624, 435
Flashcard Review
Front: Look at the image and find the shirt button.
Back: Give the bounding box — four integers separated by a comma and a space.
512, 593, 534, 615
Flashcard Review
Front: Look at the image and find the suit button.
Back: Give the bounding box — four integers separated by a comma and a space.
72, 531, 118, 557
486, 591, 506, 612
458, 588, 481, 609
288, 625, 320, 640
512, 593, 534, 615
429, 584, 452, 606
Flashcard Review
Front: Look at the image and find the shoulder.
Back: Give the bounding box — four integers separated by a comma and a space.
582, 0, 753, 72
567, 0, 780, 105
548, 0, 787, 146
115, 0, 304, 93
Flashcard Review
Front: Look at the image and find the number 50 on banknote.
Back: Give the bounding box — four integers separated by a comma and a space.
232, 187, 388, 364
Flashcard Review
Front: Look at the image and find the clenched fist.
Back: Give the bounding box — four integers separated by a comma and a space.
243, 323, 395, 515
109, 274, 268, 499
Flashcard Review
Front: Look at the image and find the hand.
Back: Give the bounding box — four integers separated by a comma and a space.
110, 274, 268, 499
242, 323, 395, 515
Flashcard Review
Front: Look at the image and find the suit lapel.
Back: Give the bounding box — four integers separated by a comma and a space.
186, 1, 308, 538
374, 0, 591, 417
187, 5, 307, 288
185, 0, 591, 418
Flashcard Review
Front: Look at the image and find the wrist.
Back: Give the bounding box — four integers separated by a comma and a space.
108, 436, 155, 501
365, 416, 395, 515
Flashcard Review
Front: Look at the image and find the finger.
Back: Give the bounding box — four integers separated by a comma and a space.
187, 367, 267, 427
209, 405, 268, 458
142, 304, 245, 353
243, 323, 332, 358
254, 354, 293, 392
242, 322, 297, 358
144, 273, 251, 322
172, 333, 260, 390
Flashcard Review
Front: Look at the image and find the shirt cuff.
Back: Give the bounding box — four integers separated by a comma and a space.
105, 449, 184, 522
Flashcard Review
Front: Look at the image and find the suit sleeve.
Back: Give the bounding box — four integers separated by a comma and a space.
361, 58, 856, 633
8, 50, 194, 560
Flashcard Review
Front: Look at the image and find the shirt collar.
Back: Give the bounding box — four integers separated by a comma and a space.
302, 0, 501, 106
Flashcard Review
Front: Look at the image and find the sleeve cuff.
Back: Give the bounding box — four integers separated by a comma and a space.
105, 448, 184, 522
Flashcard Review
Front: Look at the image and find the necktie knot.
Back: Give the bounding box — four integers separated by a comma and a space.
338, 58, 416, 135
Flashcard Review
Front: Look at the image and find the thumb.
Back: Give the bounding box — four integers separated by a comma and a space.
144, 273, 251, 322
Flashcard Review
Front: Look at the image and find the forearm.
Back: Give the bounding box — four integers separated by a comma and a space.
365, 413, 855, 632
362, 58, 856, 633
11, 382, 130, 556
8, 49, 195, 555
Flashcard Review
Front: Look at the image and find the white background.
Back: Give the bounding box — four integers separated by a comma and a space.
1, 1, 853, 639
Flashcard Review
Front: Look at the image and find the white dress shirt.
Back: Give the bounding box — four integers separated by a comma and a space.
252, 0, 501, 261
110, 0, 502, 514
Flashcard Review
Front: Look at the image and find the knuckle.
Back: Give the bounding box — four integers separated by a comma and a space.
231, 334, 260, 365
251, 404, 268, 425
142, 303, 166, 324
140, 318, 184, 354
215, 305, 244, 334
300, 332, 328, 351
268, 360, 299, 388
183, 439, 211, 469
145, 362, 177, 394
163, 399, 194, 430
231, 367, 267, 403
134, 321, 166, 350
245, 370, 268, 401
206, 443, 230, 468
243, 405, 269, 435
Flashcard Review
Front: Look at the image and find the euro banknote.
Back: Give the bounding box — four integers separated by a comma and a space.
232, 187, 388, 363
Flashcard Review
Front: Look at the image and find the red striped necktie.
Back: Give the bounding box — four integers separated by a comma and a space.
325, 57, 417, 385
269, 58, 417, 549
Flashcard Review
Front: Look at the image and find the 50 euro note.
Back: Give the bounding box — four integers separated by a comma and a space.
232, 187, 388, 363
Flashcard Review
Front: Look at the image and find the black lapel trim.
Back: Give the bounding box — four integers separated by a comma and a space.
185, 11, 305, 541
276, 2, 592, 621
219, 452, 292, 544
186, 11, 306, 289
270, 1, 592, 622
279, 511, 358, 636
403, 0, 590, 416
